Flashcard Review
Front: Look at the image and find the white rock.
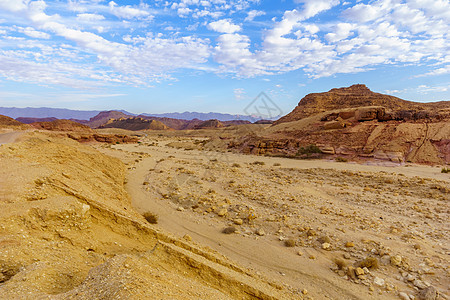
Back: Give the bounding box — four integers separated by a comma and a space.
399, 292, 410, 300
374, 277, 385, 287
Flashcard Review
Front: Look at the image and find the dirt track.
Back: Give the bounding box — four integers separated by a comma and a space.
0, 131, 22, 145
97, 136, 449, 300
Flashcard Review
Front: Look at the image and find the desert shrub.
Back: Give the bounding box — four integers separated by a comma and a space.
251, 161, 265, 165
284, 239, 296, 247
442, 168, 450, 173
273, 163, 281, 166
317, 236, 331, 244
232, 163, 241, 168
222, 226, 236, 234
296, 144, 322, 156
335, 157, 348, 162
143, 212, 158, 224
357, 257, 379, 269
210, 159, 218, 162
334, 258, 347, 270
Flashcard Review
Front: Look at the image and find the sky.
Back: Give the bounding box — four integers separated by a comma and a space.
0, 0, 449, 117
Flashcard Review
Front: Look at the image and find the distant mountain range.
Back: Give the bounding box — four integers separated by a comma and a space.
142, 112, 263, 122
0, 107, 268, 122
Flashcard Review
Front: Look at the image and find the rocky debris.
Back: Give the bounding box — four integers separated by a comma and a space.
373, 277, 385, 287
67, 133, 139, 144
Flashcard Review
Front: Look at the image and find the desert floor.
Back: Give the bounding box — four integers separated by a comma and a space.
94, 133, 449, 300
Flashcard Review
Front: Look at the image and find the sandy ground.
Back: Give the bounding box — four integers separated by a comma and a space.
94, 135, 449, 300
0, 131, 22, 145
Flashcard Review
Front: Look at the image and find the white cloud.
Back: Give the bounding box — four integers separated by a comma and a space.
208, 19, 241, 33
245, 10, 265, 21
108, 1, 152, 20
77, 13, 105, 22
19, 27, 51, 39
295, 0, 340, 20
414, 65, 450, 78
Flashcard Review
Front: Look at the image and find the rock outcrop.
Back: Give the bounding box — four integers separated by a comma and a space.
275, 84, 450, 124
229, 85, 450, 165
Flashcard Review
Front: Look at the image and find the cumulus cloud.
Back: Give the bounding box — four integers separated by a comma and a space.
208, 19, 241, 33
245, 10, 265, 21
108, 1, 152, 20
0, 0, 448, 88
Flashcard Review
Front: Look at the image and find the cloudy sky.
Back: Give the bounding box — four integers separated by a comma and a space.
0, 0, 448, 115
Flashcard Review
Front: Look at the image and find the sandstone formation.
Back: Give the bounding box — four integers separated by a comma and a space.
229, 85, 450, 165
275, 84, 449, 124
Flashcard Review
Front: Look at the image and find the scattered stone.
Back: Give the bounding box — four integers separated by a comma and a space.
322, 242, 331, 250
177, 206, 185, 211
343, 253, 351, 259
301, 289, 308, 295
217, 209, 227, 217
233, 218, 243, 225
297, 251, 303, 256
255, 228, 265, 236
183, 234, 192, 241
345, 242, 355, 247
391, 255, 402, 267
347, 266, 357, 280
406, 274, 415, 282
355, 267, 365, 276
418, 286, 437, 300
374, 277, 385, 287
399, 292, 410, 300
413, 279, 427, 290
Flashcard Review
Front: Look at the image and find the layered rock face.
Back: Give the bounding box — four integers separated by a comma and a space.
275, 84, 449, 124
230, 85, 450, 165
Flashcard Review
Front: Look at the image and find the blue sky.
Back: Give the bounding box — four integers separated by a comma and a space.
0, 0, 448, 116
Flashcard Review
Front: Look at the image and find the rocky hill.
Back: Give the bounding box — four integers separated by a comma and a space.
229, 85, 450, 165
100, 117, 170, 131
31, 119, 94, 132
275, 84, 450, 124
0, 115, 29, 129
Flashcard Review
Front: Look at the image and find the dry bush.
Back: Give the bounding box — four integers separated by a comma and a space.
273, 163, 281, 166
284, 239, 296, 247
222, 226, 237, 234
442, 168, 450, 173
232, 163, 241, 168
143, 212, 158, 224
251, 161, 265, 166
335, 157, 348, 162
357, 257, 379, 269
334, 258, 347, 270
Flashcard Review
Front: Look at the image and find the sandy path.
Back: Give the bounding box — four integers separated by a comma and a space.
121, 142, 417, 299
0, 131, 22, 145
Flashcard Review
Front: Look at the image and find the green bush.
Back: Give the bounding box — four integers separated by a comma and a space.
296, 144, 322, 156
442, 168, 450, 173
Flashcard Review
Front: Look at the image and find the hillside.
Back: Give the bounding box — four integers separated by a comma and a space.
31, 119, 94, 132
0, 133, 293, 298
229, 85, 450, 165
275, 84, 450, 124
100, 117, 170, 131
0, 115, 29, 130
